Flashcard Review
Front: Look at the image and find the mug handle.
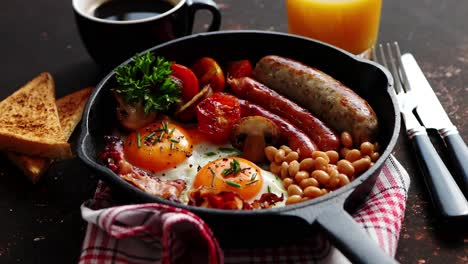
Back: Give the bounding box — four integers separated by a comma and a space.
187, 0, 221, 33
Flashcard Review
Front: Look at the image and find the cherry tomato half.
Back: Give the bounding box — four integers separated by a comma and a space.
191, 57, 226, 92
196, 93, 241, 143
171, 63, 199, 102
226, 60, 253, 79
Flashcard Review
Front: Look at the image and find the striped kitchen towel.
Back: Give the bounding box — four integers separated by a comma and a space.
79, 155, 410, 263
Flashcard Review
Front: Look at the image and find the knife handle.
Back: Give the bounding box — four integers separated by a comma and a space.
441, 129, 468, 198
410, 132, 468, 219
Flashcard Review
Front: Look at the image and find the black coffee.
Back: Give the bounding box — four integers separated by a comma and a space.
94, 0, 175, 21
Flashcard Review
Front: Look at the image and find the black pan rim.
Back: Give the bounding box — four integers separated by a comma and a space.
78, 29, 400, 216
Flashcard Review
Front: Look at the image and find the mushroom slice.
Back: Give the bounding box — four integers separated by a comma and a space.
174, 84, 213, 122
114, 92, 157, 130
230, 116, 280, 163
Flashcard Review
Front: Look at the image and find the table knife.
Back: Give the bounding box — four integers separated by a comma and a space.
401, 53, 468, 198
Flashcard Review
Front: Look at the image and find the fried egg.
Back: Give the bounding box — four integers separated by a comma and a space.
123, 120, 287, 206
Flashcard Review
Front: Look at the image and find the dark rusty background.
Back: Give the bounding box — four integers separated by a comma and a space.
0, 0, 466, 263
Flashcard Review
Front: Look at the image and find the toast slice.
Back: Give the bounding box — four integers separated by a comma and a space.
5, 87, 93, 183
0, 72, 71, 158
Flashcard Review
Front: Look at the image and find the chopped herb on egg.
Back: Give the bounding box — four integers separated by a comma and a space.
222, 159, 242, 177
219, 147, 238, 152
225, 180, 241, 188
204, 152, 217, 157
251, 173, 257, 181
267, 185, 271, 193
136, 131, 141, 148
170, 139, 180, 143
246, 180, 258, 185
209, 167, 216, 187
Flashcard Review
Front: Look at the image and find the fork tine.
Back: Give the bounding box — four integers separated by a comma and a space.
378, 44, 388, 68
393, 42, 411, 91
386, 43, 404, 93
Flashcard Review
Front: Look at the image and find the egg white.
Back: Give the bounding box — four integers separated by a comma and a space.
153, 141, 287, 206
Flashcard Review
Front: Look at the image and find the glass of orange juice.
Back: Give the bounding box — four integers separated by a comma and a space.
286, 0, 382, 57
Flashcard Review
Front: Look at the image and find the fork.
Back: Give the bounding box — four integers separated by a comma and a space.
373, 42, 468, 220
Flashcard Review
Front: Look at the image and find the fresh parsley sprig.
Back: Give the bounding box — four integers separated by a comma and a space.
114, 52, 181, 114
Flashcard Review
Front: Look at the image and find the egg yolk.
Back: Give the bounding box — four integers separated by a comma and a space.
123, 121, 192, 172
193, 157, 263, 200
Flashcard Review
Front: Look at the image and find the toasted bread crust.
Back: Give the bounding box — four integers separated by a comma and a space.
0, 72, 71, 158
5, 86, 93, 183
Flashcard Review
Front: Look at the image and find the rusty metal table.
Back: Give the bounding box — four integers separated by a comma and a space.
0, 0, 466, 263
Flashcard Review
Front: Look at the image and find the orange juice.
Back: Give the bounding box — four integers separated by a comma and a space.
286, 0, 382, 55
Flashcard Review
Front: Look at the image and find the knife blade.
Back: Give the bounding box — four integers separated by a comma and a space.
401, 53, 468, 198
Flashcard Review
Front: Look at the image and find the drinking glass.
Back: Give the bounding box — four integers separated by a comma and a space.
286, 0, 382, 58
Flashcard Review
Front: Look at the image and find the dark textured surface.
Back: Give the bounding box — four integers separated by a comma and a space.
0, 0, 466, 263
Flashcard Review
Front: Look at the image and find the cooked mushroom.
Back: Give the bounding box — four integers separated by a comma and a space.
174, 84, 213, 122
230, 116, 280, 162
114, 92, 157, 130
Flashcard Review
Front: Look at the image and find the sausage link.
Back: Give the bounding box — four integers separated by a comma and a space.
228, 77, 340, 150
239, 99, 317, 159
253, 55, 378, 144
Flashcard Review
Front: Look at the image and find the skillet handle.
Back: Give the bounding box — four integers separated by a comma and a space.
315, 208, 398, 264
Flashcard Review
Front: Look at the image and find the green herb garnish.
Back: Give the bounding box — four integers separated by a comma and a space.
267, 185, 271, 193
225, 180, 241, 188
246, 180, 258, 186
209, 167, 216, 187
205, 152, 217, 157
114, 52, 180, 114
170, 139, 180, 143
250, 173, 257, 181
170, 142, 175, 150
219, 147, 238, 152
222, 159, 242, 177
137, 131, 141, 148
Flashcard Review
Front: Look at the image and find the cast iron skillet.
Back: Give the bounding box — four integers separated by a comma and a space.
78, 30, 400, 264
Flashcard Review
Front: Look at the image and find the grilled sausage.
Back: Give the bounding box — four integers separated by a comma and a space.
253, 55, 378, 144
238, 99, 317, 159
229, 77, 340, 151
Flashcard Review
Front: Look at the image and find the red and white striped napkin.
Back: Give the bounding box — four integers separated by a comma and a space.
79, 155, 410, 264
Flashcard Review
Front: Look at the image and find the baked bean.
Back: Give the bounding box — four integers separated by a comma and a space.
360, 142, 374, 155
337, 173, 350, 187
341, 131, 353, 148
265, 146, 277, 162
280, 145, 292, 154
340, 147, 351, 158
370, 152, 380, 162
283, 178, 294, 188
301, 197, 309, 202
274, 149, 286, 163
362, 155, 372, 162
294, 170, 309, 183
312, 151, 330, 163
326, 150, 339, 164
299, 177, 319, 189
352, 158, 371, 174
286, 195, 302, 205
327, 175, 340, 189
280, 161, 289, 179
303, 186, 322, 198
374, 142, 380, 152
337, 160, 355, 177
285, 151, 299, 163
326, 164, 338, 176
312, 170, 330, 185
370, 162, 375, 167
314, 157, 328, 171
321, 189, 329, 195
288, 184, 303, 196
288, 160, 300, 178
300, 158, 314, 171
345, 149, 361, 162
270, 162, 281, 174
